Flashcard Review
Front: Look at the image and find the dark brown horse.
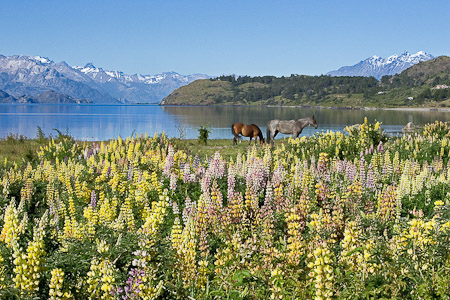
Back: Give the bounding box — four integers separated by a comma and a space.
231, 123, 265, 145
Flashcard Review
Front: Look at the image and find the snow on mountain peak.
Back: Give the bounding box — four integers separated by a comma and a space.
74, 64, 202, 85
0, 53, 210, 104
32, 56, 53, 64
327, 51, 434, 79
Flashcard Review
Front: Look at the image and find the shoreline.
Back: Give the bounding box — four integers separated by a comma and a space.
160, 103, 450, 112
3, 102, 450, 112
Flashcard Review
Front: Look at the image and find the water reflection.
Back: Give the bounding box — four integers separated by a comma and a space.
1, 104, 450, 141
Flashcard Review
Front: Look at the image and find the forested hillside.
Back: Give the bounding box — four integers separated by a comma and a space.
161, 56, 450, 107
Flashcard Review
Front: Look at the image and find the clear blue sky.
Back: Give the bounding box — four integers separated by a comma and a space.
1, 0, 449, 76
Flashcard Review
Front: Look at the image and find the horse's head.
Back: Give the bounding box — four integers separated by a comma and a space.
311, 115, 318, 129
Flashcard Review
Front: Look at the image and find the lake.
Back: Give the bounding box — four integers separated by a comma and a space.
1, 104, 450, 141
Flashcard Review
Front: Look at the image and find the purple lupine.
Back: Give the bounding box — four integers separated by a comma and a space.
346, 162, 357, 182
193, 155, 200, 170
172, 201, 180, 215
259, 185, 274, 220
182, 196, 196, 225
207, 152, 225, 179
116, 268, 146, 299
336, 160, 344, 174
90, 190, 97, 208
366, 164, 376, 191
93, 143, 100, 155
359, 154, 366, 187
163, 144, 174, 177
201, 170, 212, 193
49, 196, 56, 216
127, 167, 133, 181
182, 162, 190, 183
170, 172, 177, 191
272, 164, 285, 187
377, 141, 384, 153
227, 164, 236, 201
293, 163, 303, 188
246, 158, 268, 194
310, 155, 316, 172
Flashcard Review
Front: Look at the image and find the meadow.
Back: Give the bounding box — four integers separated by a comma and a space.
0, 119, 450, 299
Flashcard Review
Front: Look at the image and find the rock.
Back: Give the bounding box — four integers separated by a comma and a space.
402, 122, 415, 132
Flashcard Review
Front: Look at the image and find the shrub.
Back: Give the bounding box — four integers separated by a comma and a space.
198, 125, 211, 145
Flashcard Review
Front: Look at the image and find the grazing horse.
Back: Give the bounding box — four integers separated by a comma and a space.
231, 123, 265, 145
267, 115, 318, 146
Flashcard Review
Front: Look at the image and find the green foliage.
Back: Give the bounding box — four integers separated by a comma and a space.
198, 125, 211, 145
5, 133, 26, 145
36, 126, 47, 144
422, 120, 450, 139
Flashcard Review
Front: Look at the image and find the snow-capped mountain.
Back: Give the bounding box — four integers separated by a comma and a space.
73, 63, 209, 103
0, 54, 210, 103
327, 51, 434, 79
0, 55, 119, 103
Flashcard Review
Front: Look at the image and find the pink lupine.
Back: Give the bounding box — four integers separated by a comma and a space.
227, 164, 236, 201
170, 172, 177, 191
163, 144, 174, 177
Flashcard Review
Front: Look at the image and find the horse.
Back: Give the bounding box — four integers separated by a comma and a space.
231, 123, 265, 145
266, 115, 318, 146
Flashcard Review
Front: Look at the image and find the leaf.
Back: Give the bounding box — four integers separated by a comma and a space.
241, 270, 251, 278
346, 247, 364, 256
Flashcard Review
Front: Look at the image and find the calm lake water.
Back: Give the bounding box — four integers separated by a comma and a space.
1, 104, 450, 141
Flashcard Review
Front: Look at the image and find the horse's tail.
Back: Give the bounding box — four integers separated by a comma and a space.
266, 126, 271, 144
231, 123, 235, 136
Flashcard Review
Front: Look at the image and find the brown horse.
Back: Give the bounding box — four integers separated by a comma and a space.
231, 123, 265, 145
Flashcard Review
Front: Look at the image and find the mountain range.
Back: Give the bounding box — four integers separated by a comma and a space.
327, 51, 434, 79
0, 55, 209, 104
0, 51, 439, 104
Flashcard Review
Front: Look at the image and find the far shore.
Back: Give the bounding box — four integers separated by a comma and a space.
3, 102, 450, 112
160, 102, 450, 112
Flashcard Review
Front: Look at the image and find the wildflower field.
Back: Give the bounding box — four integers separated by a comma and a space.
1, 119, 450, 299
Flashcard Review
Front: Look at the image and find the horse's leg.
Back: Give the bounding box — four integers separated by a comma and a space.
233, 136, 237, 145
295, 132, 300, 138
271, 130, 279, 146
249, 136, 252, 144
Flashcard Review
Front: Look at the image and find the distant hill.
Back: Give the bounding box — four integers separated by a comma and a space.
0, 54, 209, 104
327, 51, 434, 79
18, 90, 92, 104
0, 89, 92, 104
161, 56, 450, 108
0, 89, 17, 103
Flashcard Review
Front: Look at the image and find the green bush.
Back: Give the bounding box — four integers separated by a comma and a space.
198, 125, 211, 145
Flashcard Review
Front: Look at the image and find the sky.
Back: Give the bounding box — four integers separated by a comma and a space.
1, 0, 449, 77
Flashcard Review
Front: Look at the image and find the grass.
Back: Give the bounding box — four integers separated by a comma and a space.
0, 137, 42, 163
0, 135, 278, 164
170, 138, 268, 161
